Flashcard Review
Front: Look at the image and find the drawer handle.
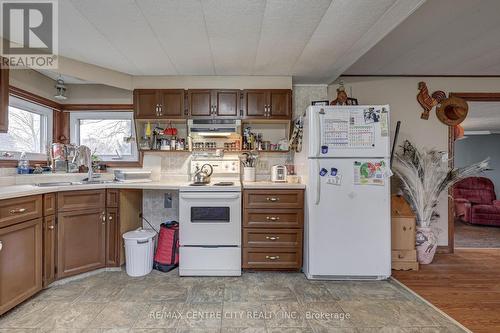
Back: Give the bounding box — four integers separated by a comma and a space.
398, 253, 404, 259
266, 236, 280, 241
265, 255, 280, 260
266, 197, 279, 202
266, 216, 280, 221
10, 208, 27, 214
48, 225, 55, 230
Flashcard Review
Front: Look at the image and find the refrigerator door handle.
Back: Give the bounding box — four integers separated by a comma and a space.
315, 158, 321, 205
315, 111, 322, 157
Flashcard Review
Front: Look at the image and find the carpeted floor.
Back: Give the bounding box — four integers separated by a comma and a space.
454, 219, 500, 248
0, 269, 465, 332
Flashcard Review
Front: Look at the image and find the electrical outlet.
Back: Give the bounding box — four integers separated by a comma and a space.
257, 160, 269, 171
164, 193, 172, 208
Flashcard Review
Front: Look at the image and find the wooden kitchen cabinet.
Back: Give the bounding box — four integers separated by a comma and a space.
57, 208, 106, 279
42, 215, 56, 287
0, 60, 8, 133
106, 208, 119, 267
243, 89, 292, 119
187, 89, 241, 118
134, 89, 185, 119
213, 89, 240, 117
57, 190, 105, 212
188, 89, 213, 117
0, 218, 42, 315
106, 189, 119, 208
242, 189, 304, 270
0, 195, 43, 229
245, 90, 267, 118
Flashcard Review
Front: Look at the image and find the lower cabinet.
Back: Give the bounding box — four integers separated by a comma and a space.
0, 218, 42, 315
242, 189, 304, 270
42, 215, 56, 287
105, 207, 119, 267
57, 208, 106, 279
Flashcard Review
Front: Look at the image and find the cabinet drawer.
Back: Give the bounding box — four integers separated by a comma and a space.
0, 195, 42, 228
244, 209, 303, 228
243, 228, 302, 248
57, 190, 105, 212
391, 250, 417, 262
244, 190, 304, 209
391, 217, 416, 250
243, 247, 301, 270
43, 193, 56, 216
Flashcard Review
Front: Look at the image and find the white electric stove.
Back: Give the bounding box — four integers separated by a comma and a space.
179, 159, 242, 276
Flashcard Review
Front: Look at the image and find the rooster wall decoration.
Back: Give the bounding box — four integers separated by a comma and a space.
416, 82, 446, 120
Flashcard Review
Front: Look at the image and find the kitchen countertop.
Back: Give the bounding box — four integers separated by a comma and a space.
0, 180, 189, 201
242, 181, 306, 189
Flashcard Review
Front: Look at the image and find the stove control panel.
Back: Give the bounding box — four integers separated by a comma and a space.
190, 159, 240, 175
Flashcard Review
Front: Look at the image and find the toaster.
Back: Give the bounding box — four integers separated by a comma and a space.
271, 165, 287, 182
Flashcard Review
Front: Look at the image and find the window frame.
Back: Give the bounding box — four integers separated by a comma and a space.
69, 111, 138, 162
0, 96, 53, 161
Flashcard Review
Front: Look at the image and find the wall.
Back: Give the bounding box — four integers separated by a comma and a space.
330, 76, 500, 246
455, 134, 500, 197
9, 69, 58, 102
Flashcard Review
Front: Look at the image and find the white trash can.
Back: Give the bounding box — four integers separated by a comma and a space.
123, 229, 156, 277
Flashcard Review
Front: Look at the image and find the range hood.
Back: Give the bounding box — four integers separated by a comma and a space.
188, 119, 241, 137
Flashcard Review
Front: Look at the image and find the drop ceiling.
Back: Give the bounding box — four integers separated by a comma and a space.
462, 102, 500, 133
345, 0, 500, 76
52, 0, 425, 84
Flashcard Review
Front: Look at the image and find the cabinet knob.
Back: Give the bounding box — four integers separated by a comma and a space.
265, 255, 280, 261
108, 215, 113, 221
0, 240, 3, 252
10, 208, 27, 214
48, 225, 55, 230
266, 197, 279, 202
266, 216, 280, 221
266, 236, 280, 241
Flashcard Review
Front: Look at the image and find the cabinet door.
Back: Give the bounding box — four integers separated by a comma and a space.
106, 189, 119, 208
0, 218, 42, 315
42, 215, 56, 287
213, 90, 240, 117
244, 90, 267, 118
188, 89, 213, 117
57, 209, 106, 279
268, 90, 292, 119
134, 89, 159, 118
106, 208, 119, 267
57, 190, 105, 212
159, 89, 185, 118
0, 62, 8, 133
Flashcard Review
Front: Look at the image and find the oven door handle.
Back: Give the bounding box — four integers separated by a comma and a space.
180, 193, 240, 200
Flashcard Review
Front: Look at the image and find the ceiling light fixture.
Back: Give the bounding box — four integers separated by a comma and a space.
54, 76, 67, 100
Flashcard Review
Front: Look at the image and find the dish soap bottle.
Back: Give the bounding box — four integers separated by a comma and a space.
17, 152, 30, 174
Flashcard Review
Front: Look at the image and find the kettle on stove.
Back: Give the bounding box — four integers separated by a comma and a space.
192, 163, 214, 184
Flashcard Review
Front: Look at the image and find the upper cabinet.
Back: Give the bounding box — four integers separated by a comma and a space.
133, 88, 291, 120
134, 89, 185, 119
244, 89, 292, 120
188, 89, 241, 118
0, 61, 9, 133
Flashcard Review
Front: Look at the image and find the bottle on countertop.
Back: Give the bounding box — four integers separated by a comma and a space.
17, 152, 30, 174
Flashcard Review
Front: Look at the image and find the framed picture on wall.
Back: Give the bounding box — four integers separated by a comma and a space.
311, 100, 329, 106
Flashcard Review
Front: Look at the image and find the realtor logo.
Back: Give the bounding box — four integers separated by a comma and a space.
1, 0, 58, 68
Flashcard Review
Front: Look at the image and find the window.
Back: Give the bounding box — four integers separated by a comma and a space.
70, 111, 138, 162
0, 96, 53, 160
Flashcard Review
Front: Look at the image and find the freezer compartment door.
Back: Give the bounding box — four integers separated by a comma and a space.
306, 158, 391, 277
308, 105, 390, 158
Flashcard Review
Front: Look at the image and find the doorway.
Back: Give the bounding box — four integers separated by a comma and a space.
448, 93, 500, 251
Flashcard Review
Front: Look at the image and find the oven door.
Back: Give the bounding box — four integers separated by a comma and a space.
179, 191, 241, 246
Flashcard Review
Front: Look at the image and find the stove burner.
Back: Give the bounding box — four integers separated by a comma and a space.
213, 182, 235, 186
189, 183, 208, 186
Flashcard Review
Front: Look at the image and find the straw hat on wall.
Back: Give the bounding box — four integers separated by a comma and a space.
435, 96, 468, 126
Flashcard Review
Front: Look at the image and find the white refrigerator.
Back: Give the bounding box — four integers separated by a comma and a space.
295, 105, 391, 280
